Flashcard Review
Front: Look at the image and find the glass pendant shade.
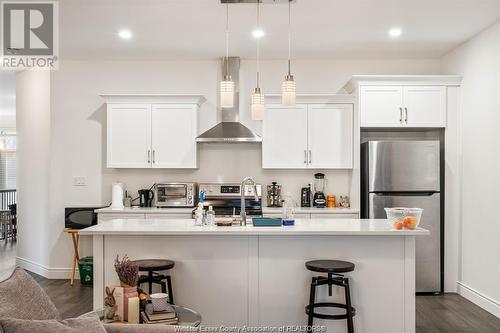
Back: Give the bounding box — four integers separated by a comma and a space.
251, 88, 265, 121
282, 74, 296, 106
220, 75, 234, 108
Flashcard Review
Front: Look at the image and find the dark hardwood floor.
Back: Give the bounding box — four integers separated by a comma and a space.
28, 272, 93, 319
2, 241, 500, 331
416, 294, 500, 333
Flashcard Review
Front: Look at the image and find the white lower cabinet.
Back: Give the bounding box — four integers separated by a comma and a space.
263, 103, 353, 169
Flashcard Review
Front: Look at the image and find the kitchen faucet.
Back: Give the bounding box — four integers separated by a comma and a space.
240, 177, 259, 226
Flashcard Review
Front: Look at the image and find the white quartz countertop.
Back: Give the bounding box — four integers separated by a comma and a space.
79, 218, 428, 236
95, 206, 359, 215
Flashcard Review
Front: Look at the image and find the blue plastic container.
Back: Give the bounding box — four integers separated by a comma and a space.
252, 217, 282, 227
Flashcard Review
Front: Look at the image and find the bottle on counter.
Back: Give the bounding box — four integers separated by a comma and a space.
282, 192, 296, 226
206, 206, 215, 226
194, 203, 205, 226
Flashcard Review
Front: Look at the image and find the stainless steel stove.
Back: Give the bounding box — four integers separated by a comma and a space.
198, 183, 262, 218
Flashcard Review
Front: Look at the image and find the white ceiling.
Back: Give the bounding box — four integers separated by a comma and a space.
60, 0, 500, 60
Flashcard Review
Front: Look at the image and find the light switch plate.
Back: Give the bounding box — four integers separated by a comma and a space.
72, 176, 87, 186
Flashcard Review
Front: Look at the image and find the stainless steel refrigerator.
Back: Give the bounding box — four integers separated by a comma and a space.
361, 140, 442, 293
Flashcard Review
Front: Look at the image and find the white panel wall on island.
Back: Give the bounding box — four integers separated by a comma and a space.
102, 94, 205, 169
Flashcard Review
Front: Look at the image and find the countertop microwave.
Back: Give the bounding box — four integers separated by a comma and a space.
155, 183, 197, 208
65, 207, 104, 229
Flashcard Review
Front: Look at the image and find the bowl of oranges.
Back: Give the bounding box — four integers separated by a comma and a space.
384, 207, 423, 230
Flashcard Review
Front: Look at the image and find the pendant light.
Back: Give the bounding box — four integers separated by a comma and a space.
282, 0, 296, 106
251, 0, 264, 121
220, 2, 234, 108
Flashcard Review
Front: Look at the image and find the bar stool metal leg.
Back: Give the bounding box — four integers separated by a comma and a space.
344, 278, 354, 333
166, 275, 174, 304
307, 276, 317, 326
148, 271, 153, 295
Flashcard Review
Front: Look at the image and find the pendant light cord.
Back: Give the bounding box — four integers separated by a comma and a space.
287, 0, 291, 75
256, 0, 261, 89
225, 3, 229, 77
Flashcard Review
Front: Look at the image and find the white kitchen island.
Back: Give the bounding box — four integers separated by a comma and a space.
80, 219, 428, 333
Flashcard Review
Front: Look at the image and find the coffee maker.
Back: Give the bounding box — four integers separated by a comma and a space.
313, 173, 327, 208
138, 189, 154, 207
300, 184, 311, 207
266, 182, 282, 207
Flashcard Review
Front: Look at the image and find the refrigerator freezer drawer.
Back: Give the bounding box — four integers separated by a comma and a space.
366, 141, 440, 192
369, 192, 441, 293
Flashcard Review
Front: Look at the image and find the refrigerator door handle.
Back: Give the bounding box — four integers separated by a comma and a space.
372, 191, 439, 196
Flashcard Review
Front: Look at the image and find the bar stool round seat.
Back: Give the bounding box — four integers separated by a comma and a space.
133, 259, 175, 271
305, 260, 355, 273
305, 259, 356, 333
132, 259, 175, 304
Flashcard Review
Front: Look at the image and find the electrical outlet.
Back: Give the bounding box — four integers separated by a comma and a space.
72, 176, 87, 186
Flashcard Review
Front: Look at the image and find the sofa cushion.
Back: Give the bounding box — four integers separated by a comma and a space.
0, 267, 60, 320
0, 313, 106, 333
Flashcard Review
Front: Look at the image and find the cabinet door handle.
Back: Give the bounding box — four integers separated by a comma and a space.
399, 107, 403, 124
404, 107, 408, 123
309, 150, 312, 164
148, 150, 151, 164
304, 150, 307, 164
152, 150, 156, 164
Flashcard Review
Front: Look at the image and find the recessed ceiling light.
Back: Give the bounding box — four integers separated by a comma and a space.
252, 28, 265, 39
119, 30, 132, 40
388, 27, 402, 38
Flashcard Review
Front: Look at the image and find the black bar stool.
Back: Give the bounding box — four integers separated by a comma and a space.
132, 259, 175, 304
305, 260, 356, 333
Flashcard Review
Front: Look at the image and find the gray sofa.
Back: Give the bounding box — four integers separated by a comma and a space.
0, 267, 189, 332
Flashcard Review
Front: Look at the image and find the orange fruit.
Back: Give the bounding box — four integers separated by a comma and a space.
403, 216, 417, 229
394, 221, 404, 230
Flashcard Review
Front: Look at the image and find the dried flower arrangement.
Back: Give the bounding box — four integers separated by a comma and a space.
114, 255, 139, 288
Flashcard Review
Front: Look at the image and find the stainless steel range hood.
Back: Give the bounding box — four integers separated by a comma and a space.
196, 57, 262, 143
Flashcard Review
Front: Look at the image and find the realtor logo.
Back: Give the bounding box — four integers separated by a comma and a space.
1, 1, 58, 69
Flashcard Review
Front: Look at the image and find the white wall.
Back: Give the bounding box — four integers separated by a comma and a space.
20, 58, 441, 275
0, 72, 16, 129
441, 21, 500, 317
16, 70, 51, 274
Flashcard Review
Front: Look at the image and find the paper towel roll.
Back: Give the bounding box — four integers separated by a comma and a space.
111, 182, 124, 209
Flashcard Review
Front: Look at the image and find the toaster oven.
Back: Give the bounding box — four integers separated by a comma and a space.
155, 183, 197, 208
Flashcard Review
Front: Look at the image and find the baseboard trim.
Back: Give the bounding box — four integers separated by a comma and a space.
457, 281, 500, 319
16, 257, 78, 280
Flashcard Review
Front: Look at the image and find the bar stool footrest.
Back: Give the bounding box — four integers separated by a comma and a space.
305, 302, 356, 320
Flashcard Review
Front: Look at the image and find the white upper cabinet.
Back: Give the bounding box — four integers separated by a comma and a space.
151, 104, 198, 168
308, 104, 353, 169
263, 102, 353, 169
346, 76, 462, 128
103, 95, 205, 169
403, 86, 446, 127
360, 86, 404, 127
262, 104, 308, 169
107, 104, 151, 168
